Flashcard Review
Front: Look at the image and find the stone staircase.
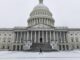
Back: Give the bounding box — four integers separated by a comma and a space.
28, 43, 57, 52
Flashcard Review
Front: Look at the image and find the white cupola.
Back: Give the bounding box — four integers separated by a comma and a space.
27, 0, 55, 27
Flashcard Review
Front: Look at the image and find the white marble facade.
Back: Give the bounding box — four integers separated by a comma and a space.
0, 0, 80, 51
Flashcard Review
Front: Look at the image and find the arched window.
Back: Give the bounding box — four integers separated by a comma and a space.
31, 20, 32, 25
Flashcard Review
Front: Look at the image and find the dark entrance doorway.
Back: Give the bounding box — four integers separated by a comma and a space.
40, 38, 42, 43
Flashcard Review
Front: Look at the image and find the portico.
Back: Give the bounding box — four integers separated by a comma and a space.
12, 27, 68, 51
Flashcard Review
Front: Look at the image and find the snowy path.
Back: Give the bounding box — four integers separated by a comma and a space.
0, 51, 80, 60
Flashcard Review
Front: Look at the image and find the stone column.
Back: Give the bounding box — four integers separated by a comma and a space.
38, 31, 40, 43
50, 31, 51, 42
60, 32, 62, 43
52, 31, 53, 41
19, 45, 21, 51
20, 32, 22, 43
32, 20, 33, 25
31, 31, 32, 41
27, 31, 29, 41
61, 32, 63, 43
17, 32, 18, 43
61, 45, 63, 51
65, 32, 66, 43
56, 32, 58, 41
14, 32, 17, 43
60, 32, 62, 50
20, 32, 22, 42
15, 45, 17, 51
34, 31, 36, 43
16, 32, 17, 43
15, 45, 16, 51
42, 31, 44, 43
47, 19, 48, 24
63, 32, 65, 43
65, 32, 67, 43
15, 32, 17, 43
37, 19, 38, 24
53, 31, 55, 41
46, 31, 48, 43
64, 32, 66, 50
57, 32, 59, 42
19, 32, 20, 43
41, 18, 43, 23
22, 32, 24, 42
24, 32, 25, 41
25, 31, 27, 41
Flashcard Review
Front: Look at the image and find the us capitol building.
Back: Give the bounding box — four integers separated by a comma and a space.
0, 0, 80, 51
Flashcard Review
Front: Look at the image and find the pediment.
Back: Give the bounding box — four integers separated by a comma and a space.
29, 24, 54, 29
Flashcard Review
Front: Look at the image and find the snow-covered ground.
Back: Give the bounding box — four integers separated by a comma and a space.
0, 51, 80, 60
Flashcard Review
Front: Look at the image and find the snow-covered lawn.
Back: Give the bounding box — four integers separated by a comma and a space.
0, 51, 80, 60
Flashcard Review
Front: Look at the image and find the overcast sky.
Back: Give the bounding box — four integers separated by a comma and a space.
0, 0, 80, 28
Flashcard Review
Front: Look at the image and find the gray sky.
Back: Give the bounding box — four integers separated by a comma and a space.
0, 0, 80, 28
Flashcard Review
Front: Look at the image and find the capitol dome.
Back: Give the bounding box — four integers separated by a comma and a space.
27, 0, 55, 27
30, 4, 52, 17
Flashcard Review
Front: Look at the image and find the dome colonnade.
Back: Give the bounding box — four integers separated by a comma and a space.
27, 0, 55, 27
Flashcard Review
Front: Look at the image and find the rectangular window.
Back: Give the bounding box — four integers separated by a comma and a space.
77, 45, 79, 49
76, 37, 78, 42
63, 45, 65, 50
66, 45, 69, 50
59, 45, 61, 50
71, 37, 74, 42
2, 46, 5, 49
4, 34, 6, 36
9, 34, 11, 36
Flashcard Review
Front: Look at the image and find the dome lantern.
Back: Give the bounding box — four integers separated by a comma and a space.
39, 0, 43, 4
